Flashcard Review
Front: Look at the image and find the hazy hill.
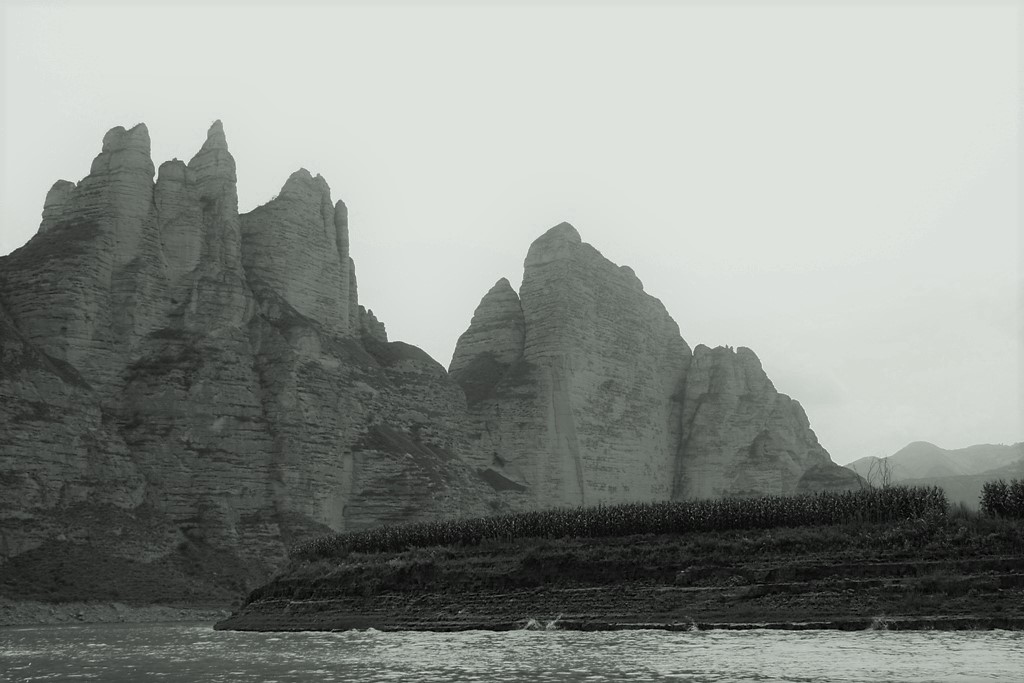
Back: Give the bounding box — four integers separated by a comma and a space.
846, 442, 1024, 481
846, 442, 1024, 508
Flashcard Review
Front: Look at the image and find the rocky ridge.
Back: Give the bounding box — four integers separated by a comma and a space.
0, 121, 494, 597
450, 225, 858, 507
1, 121, 858, 602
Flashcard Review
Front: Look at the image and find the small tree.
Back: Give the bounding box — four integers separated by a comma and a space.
866, 457, 896, 489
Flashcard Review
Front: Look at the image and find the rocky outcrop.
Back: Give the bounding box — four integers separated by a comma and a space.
241, 169, 354, 336
448, 278, 525, 405
38, 181, 76, 234
1, 120, 858, 604
674, 345, 860, 498
449, 278, 525, 378
450, 225, 859, 507
0, 121, 495, 594
451, 223, 692, 507
0, 123, 163, 394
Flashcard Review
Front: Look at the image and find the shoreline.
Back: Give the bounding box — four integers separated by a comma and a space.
0, 598, 231, 627
217, 518, 1024, 633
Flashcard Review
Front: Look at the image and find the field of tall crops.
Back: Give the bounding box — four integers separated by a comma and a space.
293, 485, 948, 561
981, 479, 1024, 518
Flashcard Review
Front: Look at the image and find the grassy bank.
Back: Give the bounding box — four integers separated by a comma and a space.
218, 496, 1024, 632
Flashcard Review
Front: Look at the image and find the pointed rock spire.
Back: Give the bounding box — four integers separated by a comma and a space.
200, 119, 228, 152
449, 277, 525, 379
240, 168, 353, 335
38, 180, 76, 234
188, 119, 236, 185
525, 221, 583, 268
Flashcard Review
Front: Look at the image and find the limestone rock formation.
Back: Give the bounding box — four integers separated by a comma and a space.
0, 121, 495, 596
674, 345, 859, 498
241, 169, 354, 335
450, 225, 859, 507
1, 120, 858, 604
451, 223, 692, 506
448, 277, 525, 400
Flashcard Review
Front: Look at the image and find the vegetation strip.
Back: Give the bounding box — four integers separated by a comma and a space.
294, 486, 949, 559
222, 487, 1024, 632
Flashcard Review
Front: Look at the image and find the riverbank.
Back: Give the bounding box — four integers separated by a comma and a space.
218, 514, 1024, 632
0, 597, 230, 626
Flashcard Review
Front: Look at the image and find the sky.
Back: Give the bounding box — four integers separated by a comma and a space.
1, 1, 1020, 465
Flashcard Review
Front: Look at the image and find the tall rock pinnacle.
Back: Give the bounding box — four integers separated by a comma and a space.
449, 277, 525, 382
452, 223, 692, 506
240, 169, 355, 335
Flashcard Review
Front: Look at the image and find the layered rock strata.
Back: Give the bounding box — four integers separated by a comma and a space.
241, 169, 354, 336
450, 225, 860, 506
0, 121, 494, 590
1, 120, 858, 603
451, 224, 692, 506
674, 345, 855, 498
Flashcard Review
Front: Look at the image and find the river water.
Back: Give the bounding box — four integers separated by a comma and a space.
2, 623, 1022, 681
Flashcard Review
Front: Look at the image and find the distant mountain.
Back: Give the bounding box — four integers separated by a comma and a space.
845, 442, 1024, 508
846, 442, 1024, 482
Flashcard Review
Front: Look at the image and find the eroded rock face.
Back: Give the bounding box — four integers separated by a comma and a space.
241, 169, 354, 336
0, 121, 495, 590
1, 120, 857, 602
448, 278, 525, 401
450, 225, 859, 507
674, 345, 860, 498
0, 123, 163, 394
450, 223, 692, 507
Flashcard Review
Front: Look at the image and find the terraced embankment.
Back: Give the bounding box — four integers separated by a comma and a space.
217, 517, 1024, 631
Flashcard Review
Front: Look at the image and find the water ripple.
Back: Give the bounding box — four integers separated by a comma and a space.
1, 624, 1022, 682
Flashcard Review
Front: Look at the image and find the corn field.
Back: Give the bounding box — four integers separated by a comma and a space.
980, 479, 1024, 518
292, 485, 947, 561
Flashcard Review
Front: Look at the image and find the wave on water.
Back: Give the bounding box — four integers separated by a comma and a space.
520, 614, 563, 631
868, 616, 892, 631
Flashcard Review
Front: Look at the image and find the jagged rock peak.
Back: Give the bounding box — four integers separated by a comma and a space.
449, 277, 525, 378
539, 221, 582, 244
91, 123, 154, 177
525, 221, 584, 267
188, 120, 236, 185
200, 119, 228, 151
240, 165, 352, 334
670, 340, 860, 500
280, 168, 331, 199
489, 277, 515, 295
694, 344, 758, 358
101, 123, 150, 153
37, 180, 76, 233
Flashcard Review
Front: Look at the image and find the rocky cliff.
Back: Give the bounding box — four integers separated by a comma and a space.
0, 121, 858, 603
0, 121, 495, 600
674, 345, 855, 498
450, 226, 859, 508
451, 224, 692, 506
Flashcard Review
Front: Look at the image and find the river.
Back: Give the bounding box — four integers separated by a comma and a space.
2, 623, 1022, 681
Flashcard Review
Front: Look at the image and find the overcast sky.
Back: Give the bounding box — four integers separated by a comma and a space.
1, 2, 1020, 465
